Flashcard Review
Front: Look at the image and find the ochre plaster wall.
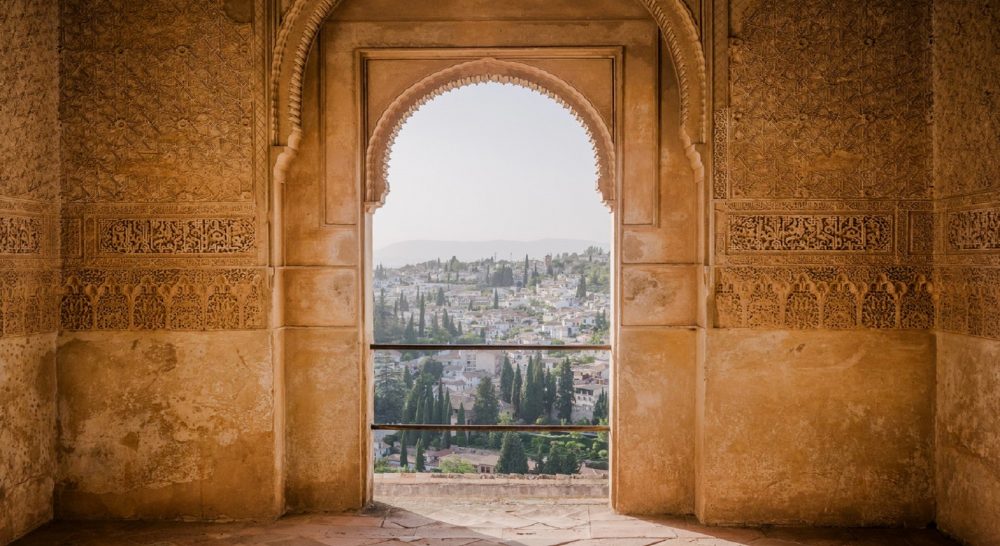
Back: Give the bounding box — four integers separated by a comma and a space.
0, 1, 60, 542
54, 0, 277, 521
932, 1, 1000, 544
704, 0, 936, 526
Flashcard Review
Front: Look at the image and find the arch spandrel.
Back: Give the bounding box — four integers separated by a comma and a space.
363, 58, 616, 214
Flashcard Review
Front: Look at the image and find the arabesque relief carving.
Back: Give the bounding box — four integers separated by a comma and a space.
98, 218, 256, 255
0, 216, 43, 255
946, 208, 1000, 252
60, 269, 267, 331
0, 270, 60, 338
726, 214, 891, 253
0, 0, 59, 203
728, 0, 932, 200
936, 267, 1000, 339
715, 267, 934, 330
59, 0, 262, 204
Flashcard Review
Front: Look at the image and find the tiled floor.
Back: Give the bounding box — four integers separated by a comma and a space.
15, 498, 960, 546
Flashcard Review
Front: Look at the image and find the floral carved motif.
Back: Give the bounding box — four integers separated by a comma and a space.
946, 208, 1000, 251
714, 267, 934, 330
726, 214, 892, 253
936, 267, 1000, 339
0, 217, 43, 254
98, 218, 256, 255
60, 269, 267, 331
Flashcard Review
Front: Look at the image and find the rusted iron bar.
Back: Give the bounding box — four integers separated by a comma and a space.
371, 424, 610, 432
369, 344, 611, 351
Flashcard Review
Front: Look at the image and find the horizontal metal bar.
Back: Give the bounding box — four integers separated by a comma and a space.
371, 424, 609, 432
370, 343, 611, 352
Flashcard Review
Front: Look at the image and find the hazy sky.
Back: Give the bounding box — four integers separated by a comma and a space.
374, 82, 611, 250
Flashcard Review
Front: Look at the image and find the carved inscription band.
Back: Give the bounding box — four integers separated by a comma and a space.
98, 218, 256, 254
727, 214, 892, 252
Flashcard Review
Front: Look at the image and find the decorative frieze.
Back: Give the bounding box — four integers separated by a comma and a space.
97, 218, 256, 255
0, 216, 42, 254
60, 269, 267, 331
726, 213, 892, 253
946, 208, 1000, 251
0, 270, 60, 337
714, 267, 934, 330
936, 267, 1000, 340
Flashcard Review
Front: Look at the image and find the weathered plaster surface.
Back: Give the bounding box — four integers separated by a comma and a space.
936, 333, 1000, 545
284, 328, 363, 512
700, 330, 935, 526
55, 331, 275, 521
0, 335, 57, 544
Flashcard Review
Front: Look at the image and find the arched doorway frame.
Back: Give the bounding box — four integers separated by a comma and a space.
270, 0, 709, 514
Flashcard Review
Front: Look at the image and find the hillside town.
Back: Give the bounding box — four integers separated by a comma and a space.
372, 248, 611, 475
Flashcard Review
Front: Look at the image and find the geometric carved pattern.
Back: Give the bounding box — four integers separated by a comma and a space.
60, 269, 267, 331
98, 218, 256, 254
0, 0, 59, 202
712, 108, 728, 200
715, 267, 934, 330
729, 0, 932, 200
946, 208, 1000, 251
59, 0, 258, 203
726, 214, 892, 252
0, 216, 42, 254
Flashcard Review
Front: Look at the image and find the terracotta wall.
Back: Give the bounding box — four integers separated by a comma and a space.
0, 1, 61, 542
703, 0, 936, 525
931, 1, 1000, 544
54, 0, 278, 520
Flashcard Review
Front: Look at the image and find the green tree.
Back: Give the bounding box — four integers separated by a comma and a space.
522, 356, 544, 423
496, 432, 529, 474
576, 275, 587, 298
456, 403, 468, 446
493, 288, 499, 309
403, 315, 416, 343
511, 366, 522, 419
418, 294, 426, 337
543, 442, 580, 475
399, 433, 408, 470
542, 368, 556, 417
522, 254, 530, 286
436, 287, 446, 306
556, 359, 575, 422
415, 439, 426, 472
374, 367, 406, 423
472, 377, 499, 425
439, 458, 475, 474
592, 390, 609, 424
403, 366, 413, 389
499, 355, 514, 403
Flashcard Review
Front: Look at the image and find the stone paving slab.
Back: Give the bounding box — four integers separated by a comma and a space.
13, 498, 961, 546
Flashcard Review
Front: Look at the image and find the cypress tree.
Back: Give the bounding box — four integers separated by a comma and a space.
493, 288, 499, 309
404, 315, 416, 343
556, 359, 574, 422
403, 366, 413, 390
499, 355, 514, 403
472, 377, 499, 425
511, 366, 522, 420
422, 384, 435, 445
496, 432, 528, 474
399, 433, 409, 470
456, 403, 467, 446
418, 295, 426, 337
542, 368, 556, 417
415, 439, 426, 472
522, 356, 545, 423
522, 254, 530, 286
576, 275, 587, 299
592, 390, 609, 424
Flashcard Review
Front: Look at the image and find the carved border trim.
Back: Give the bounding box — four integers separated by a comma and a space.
363, 58, 615, 214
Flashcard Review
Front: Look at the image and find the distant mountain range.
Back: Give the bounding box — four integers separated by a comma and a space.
374, 239, 609, 267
